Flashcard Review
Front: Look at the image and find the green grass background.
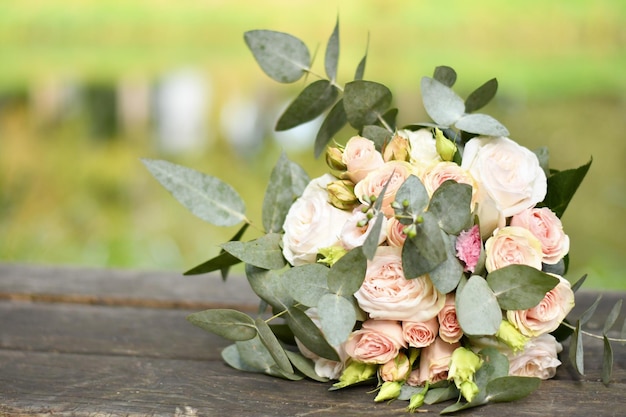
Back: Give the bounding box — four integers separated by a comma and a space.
0, 0, 625, 289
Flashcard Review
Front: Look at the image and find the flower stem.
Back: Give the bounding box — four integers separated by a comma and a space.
560, 322, 626, 343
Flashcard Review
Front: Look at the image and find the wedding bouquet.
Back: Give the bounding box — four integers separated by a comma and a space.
143, 22, 615, 414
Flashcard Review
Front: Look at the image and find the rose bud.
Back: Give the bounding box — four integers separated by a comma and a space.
327, 179, 359, 210
383, 133, 411, 162
435, 128, 457, 162
325, 145, 347, 172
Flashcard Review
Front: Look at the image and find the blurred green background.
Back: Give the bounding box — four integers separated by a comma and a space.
1, 0, 624, 289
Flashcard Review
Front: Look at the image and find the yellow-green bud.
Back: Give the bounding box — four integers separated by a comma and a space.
383, 134, 411, 162
448, 347, 483, 389
496, 320, 529, 352
407, 392, 425, 412
325, 146, 347, 171
435, 128, 457, 161
374, 381, 402, 402
327, 179, 358, 210
332, 361, 378, 389
317, 246, 348, 267
459, 380, 480, 403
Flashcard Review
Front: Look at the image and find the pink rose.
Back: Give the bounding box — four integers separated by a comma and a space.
379, 352, 411, 382
385, 217, 408, 247
484, 226, 543, 272
438, 293, 463, 343
355, 246, 445, 322
282, 174, 353, 266
421, 161, 478, 208
413, 337, 460, 386
510, 207, 570, 265
455, 225, 482, 273
507, 334, 562, 379
344, 319, 407, 364
342, 136, 385, 183
353, 161, 416, 217
340, 205, 387, 250
461, 136, 546, 218
507, 274, 575, 337
402, 317, 439, 348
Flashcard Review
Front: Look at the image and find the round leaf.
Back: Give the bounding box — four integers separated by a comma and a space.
276, 80, 339, 131
401, 212, 447, 278
433, 65, 457, 87
186, 309, 256, 341
244, 30, 310, 83
456, 275, 501, 336
318, 293, 357, 347
328, 247, 367, 297
343, 80, 392, 130
394, 175, 429, 220
486, 264, 559, 310
465, 78, 498, 113
428, 180, 473, 234
281, 263, 330, 307
485, 376, 541, 403
429, 232, 464, 294
454, 113, 509, 137
221, 233, 286, 270
420, 76, 465, 126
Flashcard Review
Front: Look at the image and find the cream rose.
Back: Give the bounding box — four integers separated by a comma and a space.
507, 274, 575, 337
438, 293, 463, 343
484, 226, 543, 272
343, 319, 407, 364
355, 246, 445, 322
507, 334, 562, 379
353, 161, 416, 217
421, 161, 478, 208
413, 337, 460, 386
282, 174, 353, 266
398, 128, 441, 175
380, 352, 411, 382
461, 136, 546, 218
510, 207, 570, 265
402, 317, 439, 348
385, 217, 408, 247
341, 135, 385, 183
340, 205, 387, 250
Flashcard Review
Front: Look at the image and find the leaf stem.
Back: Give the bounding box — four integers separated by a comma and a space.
560, 322, 626, 343
264, 302, 303, 323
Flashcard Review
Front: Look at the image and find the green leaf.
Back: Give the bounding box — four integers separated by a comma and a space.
235, 336, 303, 380
569, 320, 584, 374
534, 146, 550, 177
420, 76, 465, 126
602, 335, 613, 385
222, 344, 260, 373
318, 293, 357, 347
354, 33, 368, 80
221, 233, 286, 270
343, 80, 392, 130
487, 265, 560, 310
281, 263, 330, 307
363, 212, 384, 260
571, 273, 588, 293
433, 65, 457, 87
394, 175, 430, 222
542, 158, 592, 218
245, 264, 293, 311
456, 275, 501, 336
142, 159, 247, 227
285, 306, 340, 361
485, 376, 541, 403
381, 108, 398, 131
429, 232, 464, 294
183, 250, 241, 277
328, 247, 367, 297
465, 78, 498, 113
401, 212, 447, 278
361, 125, 392, 152
424, 385, 459, 404
262, 153, 309, 233
244, 30, 310, 83
325, 17, 339, 81
603, 300, 622, 334
579, 294, 602, 325
255, 317, 294, 375
186, 309, 257, 341
276, 80, 339, 131
428, 180, 472, 234
315, 98, 347, 158
285, 350, 329, 382
455, 113, 510, 137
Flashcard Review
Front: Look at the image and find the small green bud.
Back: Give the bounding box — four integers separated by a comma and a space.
317, 246, 348, 267
407, 392, 425, 412
332, 361, 378, 389
402, 199, 410, 208
448, 347, 483, 391
459, 380, 480, 403
496, 320, 529, 352
327, 179, 358, 210
374, 381, 402, 402
435, 128, 457, 162
325, 146, 347, 171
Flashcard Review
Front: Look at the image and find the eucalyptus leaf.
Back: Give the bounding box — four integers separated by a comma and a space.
221, 233, 286, 270
534, 146, 550, 177
429, 232, 464, 294
455, 113, 510, 137
246, 264, 293, 311
236, 336, 302, 380
579, 294, 602, 325
276, 80, 339, 131
433, 65, 457, 87
315, 98, 347, 158
542, 158, 592, 218
465, 78, 498, 113
603, 300, 622, 334
328, 247, 367, 297
475, 347, 510, 391
262, 153, 309, 233
281, 263, 330, 307
420, 76, 465, 126
354, 34, 369, 80
381, 108, 398, 131
485, 376, 541, 403
285, 306, 340, 361
244, 30, 310, 83
361, 125, 392, 152
428, 180, 472, 234
325, 18, 339, 81
542, 259, 565, 276
221, 344, 261, 373
285, 350, 329, 382
255, 317, 294, 375
487, 265, 559, 311
394, 175, 429, 221
569, 320, 584, 374
602, 335, 613, 385
571, 273, 588, 293
343, 80, 392, 130
142, 159, 247, 227
183, 251, 241, 277
424, 385, 459, 404
362, 212, 384, 260
186, 309, 256, 341
456, 275, 501, 336
401, 212, 447, 278
318, 293, 357, 347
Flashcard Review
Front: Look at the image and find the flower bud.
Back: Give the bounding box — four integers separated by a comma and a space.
327, 180, 358, 210
379, 353, 411, 382
383, 134, 411, 162
496, 320, 529, 352
325, 146, 347, 171
407, 392, 425, 412
434, 128, 457, 162
459, 380, 480, 403
374, 381, 402, 402
332, 360, 378, 389
317, 245, 347, 267
448, 347, 483, 390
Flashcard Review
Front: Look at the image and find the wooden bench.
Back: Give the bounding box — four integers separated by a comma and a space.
1, 263, 625, 416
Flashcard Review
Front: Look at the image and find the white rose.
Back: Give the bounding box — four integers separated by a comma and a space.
282, 174, 353, 266
398, 128, 441, 174
507, 334, 562, 379
461, 136, 546, 218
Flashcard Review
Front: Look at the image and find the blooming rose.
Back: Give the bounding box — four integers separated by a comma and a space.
282, 174, 353, 266
344, 319, 407, 364
402, 317, 439, 348
461, 136, 546, 218
438, 293, 463, 343
353, 160, 416, 217
484, 226, 543, 272
421, 161, 478, 208
507, 274, 575, 337
411, 337, 460, 386
398, 129, 441, 175
510, 207, 570, 265
507, 334, 562, 379
473, 187, 506, 238
455, 225, 482, 273
385, 217, 408, 247
355, 246, 445, 322
340, 205, 387, 250
342, 136, 384, 183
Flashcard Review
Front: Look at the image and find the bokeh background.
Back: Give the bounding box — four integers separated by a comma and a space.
1, 0, 624, 288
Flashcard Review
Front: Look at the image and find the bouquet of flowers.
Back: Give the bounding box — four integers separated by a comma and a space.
143, 22, 618, 414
